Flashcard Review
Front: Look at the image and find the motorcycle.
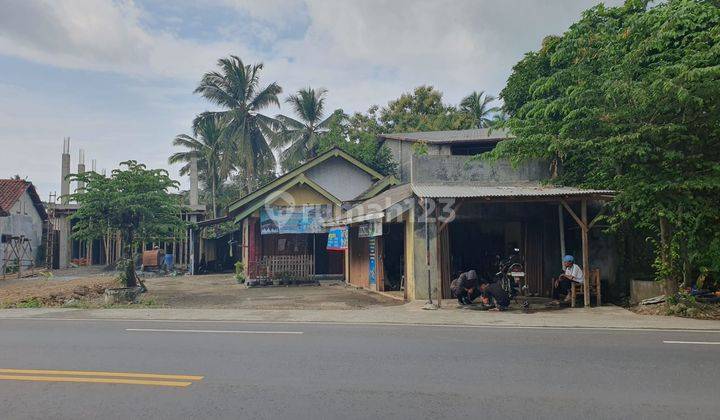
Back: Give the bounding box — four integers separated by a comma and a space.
494, 248, 526, 299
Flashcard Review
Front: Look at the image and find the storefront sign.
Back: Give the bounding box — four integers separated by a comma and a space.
368, 237, 377, 287
326, 226, 348, 251
260, 205, 332, 235
358, 220, 383, 238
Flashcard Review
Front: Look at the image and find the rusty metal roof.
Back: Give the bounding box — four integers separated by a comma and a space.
411, 184, 614, 199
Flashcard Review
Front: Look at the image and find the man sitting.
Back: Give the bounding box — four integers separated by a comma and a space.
479, 280, 511, 311
550, 255, 584, 305
450, 270, 481, 305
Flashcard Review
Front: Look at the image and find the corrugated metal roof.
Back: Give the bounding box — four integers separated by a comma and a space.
412, 184, 614, 198
327, 183, 414, 226
380, 128, 513, 144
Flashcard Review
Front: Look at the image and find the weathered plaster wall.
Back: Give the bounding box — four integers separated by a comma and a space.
305, 156, 375, 201
411, 155, 549, 184
0, 191, 44, 271
410, 199, 441, 301
385, 139, 447, 182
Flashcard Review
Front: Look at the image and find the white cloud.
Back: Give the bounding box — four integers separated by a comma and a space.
0, 0, 627, 196
0, 0, 240, 80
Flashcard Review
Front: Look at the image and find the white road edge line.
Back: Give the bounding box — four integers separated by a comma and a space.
3, 317, 720, 333
126, 328, 303, 335
663, 340, 720, 345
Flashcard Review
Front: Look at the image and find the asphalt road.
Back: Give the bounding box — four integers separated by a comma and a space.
0, 318, 718, 420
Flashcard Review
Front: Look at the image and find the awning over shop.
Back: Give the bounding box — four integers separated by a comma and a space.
327, 183, 414, 226
411, 184, 614, 200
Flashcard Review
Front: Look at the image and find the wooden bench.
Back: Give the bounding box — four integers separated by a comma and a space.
570, 268, 602, 308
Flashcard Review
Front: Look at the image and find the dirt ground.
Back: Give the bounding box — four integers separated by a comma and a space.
0, 266, 118, 308
140, 274, 402, 310
629, 302, 720, 320
0, 267, 401, 310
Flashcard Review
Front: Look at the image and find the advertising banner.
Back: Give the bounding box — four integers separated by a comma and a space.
326, 226, 348, 251
260, 205, 332, 235
358, 219, 383, 238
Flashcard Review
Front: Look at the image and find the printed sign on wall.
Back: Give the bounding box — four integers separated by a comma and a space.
358, 220, 383, 238
326, 226, 348, 251
260, 205, 332, 235
368, 237, 377, 286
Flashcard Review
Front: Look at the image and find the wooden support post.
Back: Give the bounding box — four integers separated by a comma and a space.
581, 199, 590, 307
558, 204, 566, 261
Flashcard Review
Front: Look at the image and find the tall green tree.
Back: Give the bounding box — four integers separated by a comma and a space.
315, 109, 397, 176
460, 91, 499, 128
495, 0, 720, 294
273, 87, 337, 171
378, 85, 473, 132
194, 56, 281, 193
69, 162, 185, 288
169, 114, 228, 218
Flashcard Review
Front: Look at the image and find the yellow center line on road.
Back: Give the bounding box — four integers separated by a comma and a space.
0, 368, 203, 381
0, 374, 193, 387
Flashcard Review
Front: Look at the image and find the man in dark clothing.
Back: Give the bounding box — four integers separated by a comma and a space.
450, 270, 481, 305
479, 280, 511, 311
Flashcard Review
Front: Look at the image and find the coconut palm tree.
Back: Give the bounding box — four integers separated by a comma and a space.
194, 56, 281, 193
169, 114, 228, 218
460, 91, 499, 128
489, 110, 509, 129
272, 87, 338, 171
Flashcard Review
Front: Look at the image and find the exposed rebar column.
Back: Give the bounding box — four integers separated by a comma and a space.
77, 149, 86, 192
189, 156, 199, 207
60, 138, 71, 204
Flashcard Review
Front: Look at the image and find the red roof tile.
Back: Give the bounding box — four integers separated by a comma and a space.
0, 179, 47, 219
0, 179, 30, 216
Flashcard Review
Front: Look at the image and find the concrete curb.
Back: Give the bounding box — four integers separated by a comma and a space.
344, 283, 406, 302
1, 305, 720, 331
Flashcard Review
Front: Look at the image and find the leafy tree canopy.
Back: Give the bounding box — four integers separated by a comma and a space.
68, 161, 186, 287
378, 85, 474, 132
494, 0, 720, 291
315, 109, 397, 176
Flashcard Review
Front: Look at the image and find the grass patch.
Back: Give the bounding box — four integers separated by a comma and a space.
15, 298, 42, 308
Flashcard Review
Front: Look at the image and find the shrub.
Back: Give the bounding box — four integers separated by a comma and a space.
234, 261, 246, 284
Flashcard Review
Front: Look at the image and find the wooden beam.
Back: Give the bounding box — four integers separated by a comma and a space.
581, 199, 590, 307
558, 204, 566, 262
438, 198, 464, 233
561, 200, 586, 230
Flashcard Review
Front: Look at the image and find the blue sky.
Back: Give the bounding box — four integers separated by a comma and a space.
0, 0, 623, 197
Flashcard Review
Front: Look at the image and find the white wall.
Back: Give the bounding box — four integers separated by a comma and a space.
0, 191, 44, 271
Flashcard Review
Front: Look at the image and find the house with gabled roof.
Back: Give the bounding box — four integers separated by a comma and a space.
198, 129, 617, 307
0, 179, 48, 275
198, 147, 398, 280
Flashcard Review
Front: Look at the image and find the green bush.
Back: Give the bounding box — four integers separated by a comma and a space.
234, 261, 246, 284
16, 298, 42, 308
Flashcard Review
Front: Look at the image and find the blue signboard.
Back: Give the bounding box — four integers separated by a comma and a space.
368, 237, 377, 286
327, 226, 348, 251
260, 205, 332, 235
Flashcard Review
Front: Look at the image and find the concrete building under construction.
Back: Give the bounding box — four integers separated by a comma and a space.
45, 138, 206, 270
